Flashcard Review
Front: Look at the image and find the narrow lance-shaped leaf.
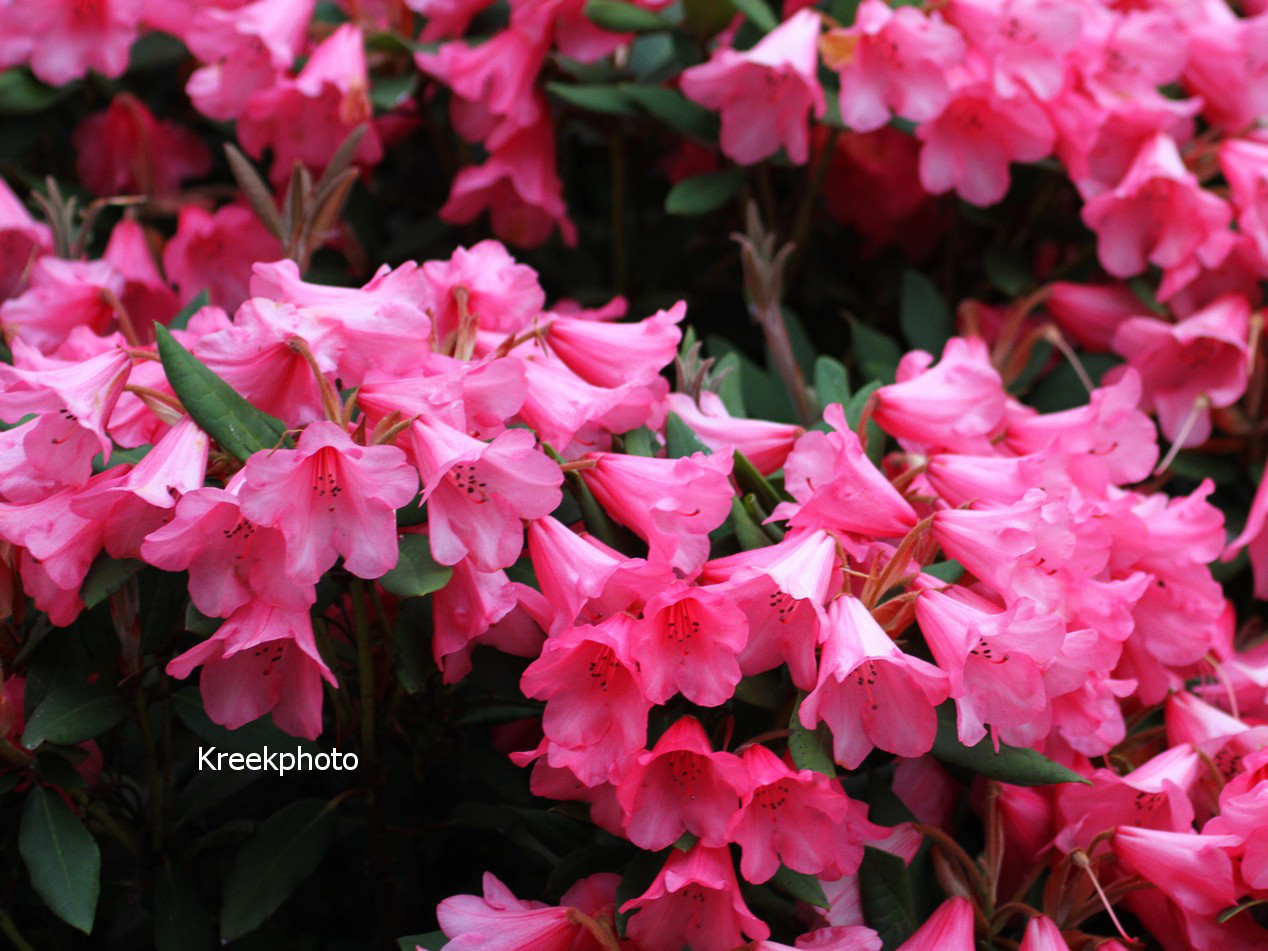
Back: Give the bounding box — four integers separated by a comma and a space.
154, 324, 291, 461
20, 787, 101, 934
21, 684, 126, 749
585, 0, 673, 31
930, 704, 1091, 786
379, 534, 453, 598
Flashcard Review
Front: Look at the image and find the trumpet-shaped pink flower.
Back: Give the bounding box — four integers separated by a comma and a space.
1111, 293, 1249, 448
727, 744, 882, 883
615, 715, 747, 850
73, 93, 211, 198
580, 450, 733, 574
141, 486, 311, 617
620, 843, 770, 951
163, 204, 283, 313
945, 0, 1081, 101
420, 240, 545, 346
1081, 133, 1233, 280
1184, 13, 1268, 132
772, 403, 917, 543
0, 176, 52, 301
238, 24, 384, 186
896, 897, 975, 950
2, 0, 143, 85
239, 421, 418, 584
1018, 916, 1071, 951
823, 0, 965, 132
1044, 281, 1142, 352
0, 259, 125, 354
1112, 827, 1240, 916
680, 10, 826, 165
544, 301, 683, 389
873, 337, 1007, 452
800, 596, 949, 769
628, 581, 748, 707
408, 415, 561, 571
0, 346, 131, 459
437, 871, 619, 951
166, 598, 335, 738
520, 614, 650, 787
917, 79, 1055, 207
665, 391, 802, 476
441, 120, 576, 248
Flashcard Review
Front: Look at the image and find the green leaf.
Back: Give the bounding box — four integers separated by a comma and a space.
395, 491, 428, 527
585, 0, 672, 31
546, 81, 638, 116
844, 380, 884, 465
21, 684, 126, 749
664, 412, 710, 458
727, 0, 777, 31
1219, 897, 1268, 924
788, 693, 835, 777
899, 269, 953, 355
983, 246, 1032, 297
391, 597, 434, 695
399, 932, 448, 950
859, 846, 917, 949
371, 72, 419, 111
619, 84, 718, 140
849, 317, 902, 384
732, 450, 786, 515
0, 70, 77, 114
80, 556, 142, 609
730, 496, 773, 550
665, 169, 745, 216
813, 356, 850, 415
930, 704, 1091, 786
155, 323, 290, 461
154, 864, 215, 951
168, 290, 210, 332
379, 534, 453, 598
34, 751, 88, 789
621, 425, 659, 457
921, 560, 964, 584
20, 788, 100, 934
771, 865, 829, 908
220, 798, 340, 940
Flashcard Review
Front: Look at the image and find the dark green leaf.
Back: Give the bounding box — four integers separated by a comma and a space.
20, 788, 100, 934
395, 491, 427, 527
665, 169, 745, 216
80, 556, 142, 609
921, 560, 964, 584
371, 73, 419, 110
849, 317, 902, 384
34, 751, 87, 789
155, 324, 290, 461
379, 534, 453, 598
727, 0, 777, 31
128, 32, 190, 71
771, 865, 829, 908
899, 269, 953, 355
154, 864, 215, 951
732, 450, 786, 514
621, 426, 659, 457
844, 380, 884, 465
665, 412, 710, 458
620, 84, 718, 140
220, 798, 340, 940
391, 597, 433, 695
730, 496, 773, 550
983, 246, 1031, 297
859, 846, 917, 949
546, 82, 638, 116
813, 356, 850, 414
1219, 898, 1268, 924
585, 0, 672, 31
931, 704, 1090, 786
168, 290, 210, 332
0, 70, 77, 114
21, 684, 125, 749
399, 931, 448, 950
788, 693, 835, 777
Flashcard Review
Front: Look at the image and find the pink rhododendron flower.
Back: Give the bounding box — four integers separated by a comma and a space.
166, 598, 335, 738
1044, 281, 1142, 352
1110, 293, 1250, 447
420, 240, 545, 346
800, 596, 950, 768
0, 259, 126, 353
896, 897, 976, 950
2, 0, 144, 85
1081, 133, 1233, 281
615, 715, 746, 850
822, 0, 966, 132
580, 450, 733, 574
1184, 13, 1268, 132
73, 93, 211, 198
680, 10, 826, 165
1112, 827, 1241, 916
437, 871, 619, 950
620, 843, 770, 951
0, 177, 51, 301
945, 0, 1081, 101
163, 204, 284, 312
239, 421, 418, 584
665, 390, 802, 475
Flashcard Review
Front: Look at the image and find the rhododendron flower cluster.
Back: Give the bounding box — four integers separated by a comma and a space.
4, 0, 1268, 948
